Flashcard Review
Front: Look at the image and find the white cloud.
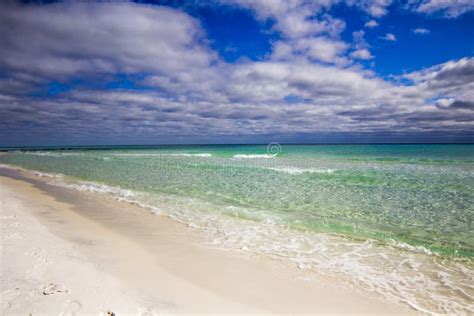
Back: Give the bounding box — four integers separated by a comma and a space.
365, 20, 379, 28
351, 49, 374, 60
347, 0, 393, 17
223, 0, 348, 65
411, 0, 474, 18
353, 30, 368, 48
350, 30, 373, 60
0, 1, 217, 78
0, 1, 472, 143
270, 41, 294, 60
271, 37, 349, 65
435, 98, 456, 108
299, 37, 348, 63
381, 33, 396, 41
223, 0, 344, 39
413, 27, 430, 34
404, 57, 474, 103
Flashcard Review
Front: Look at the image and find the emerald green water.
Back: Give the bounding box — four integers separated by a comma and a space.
1, 144, 473, 313
1, 144, 472, 257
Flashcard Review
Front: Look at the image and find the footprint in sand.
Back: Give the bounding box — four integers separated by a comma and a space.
42, 283, 69, 295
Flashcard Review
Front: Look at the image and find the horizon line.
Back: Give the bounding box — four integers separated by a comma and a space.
1, 142, 474, 151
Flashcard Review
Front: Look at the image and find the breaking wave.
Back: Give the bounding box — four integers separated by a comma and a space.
268, 167, 336, 174
232, 154, 275, 159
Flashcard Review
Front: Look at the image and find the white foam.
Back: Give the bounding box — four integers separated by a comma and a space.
389, 240, 435, 256
110, 153, 212, 157
56, 181, 136, 199
0, 164, 64, 179
232, 154, 275, 159
269, 167, 336, 174
167, 153, 212, 157
33, 171, 62, 178
23, 151, 82, 157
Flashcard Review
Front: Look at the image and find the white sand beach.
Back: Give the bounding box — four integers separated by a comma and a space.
0, 169, 414, 315
1, 0, 473, 313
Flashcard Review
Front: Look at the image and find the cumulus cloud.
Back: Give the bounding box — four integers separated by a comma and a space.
404, 57, 474, 106
0, 1, 472, 145
365, 20, 379, 28
223, 0, 344, 39
0, 1, 216, 79
409, 0, 474, 17
222, 0, 349, 65
347, 0, 393, 17
271, 37, 349, 65
350, 49, 374, 60
405, 57, 474, 88
381, 33, 397, 41
350, 30, 374, 60
413, 27, 430, 34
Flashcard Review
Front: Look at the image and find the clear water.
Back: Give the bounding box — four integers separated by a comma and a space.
1, 144, 473, 313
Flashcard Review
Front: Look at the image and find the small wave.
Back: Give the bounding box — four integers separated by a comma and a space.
0, 164, 64, 180
110, 153, 212, 157
166, 153, 212, 157
0, 163, 26, 172
389, 240, 435, 256
22, 151, 83, 157
57, 181, 136, 199
233, 154, 275, 159
269, 167, 336, 174
33, 171, 62, 178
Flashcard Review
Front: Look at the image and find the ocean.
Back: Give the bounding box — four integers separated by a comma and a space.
1, 144, 473, 313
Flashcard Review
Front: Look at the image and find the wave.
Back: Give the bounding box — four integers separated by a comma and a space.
22, 151, 83, 157
232, 154, 275, 159
0, 164, 63, 179
269, 167, 336, 174
389, 240, 435, 256
33, 171, 63, 178
57, 181, 136, 199
110, 153, 212, 157
166, 153, 212, 157
17, 151, 213, 158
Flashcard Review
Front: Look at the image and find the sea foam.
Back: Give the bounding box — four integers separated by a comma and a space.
268, 167, 336, 174
232, 154, 275, 159
110, 153, 212, 157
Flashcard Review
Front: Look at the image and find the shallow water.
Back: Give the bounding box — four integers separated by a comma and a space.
1, 144, 473, 313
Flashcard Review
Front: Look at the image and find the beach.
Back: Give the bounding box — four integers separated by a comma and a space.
2, 0, 473, 313
0, 167, 413, 315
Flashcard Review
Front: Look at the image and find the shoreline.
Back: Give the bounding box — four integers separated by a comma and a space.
0, 167, 413, 314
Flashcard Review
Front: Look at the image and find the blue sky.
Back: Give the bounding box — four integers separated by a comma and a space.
0, 0, 473, 146
188, 1, 474, 74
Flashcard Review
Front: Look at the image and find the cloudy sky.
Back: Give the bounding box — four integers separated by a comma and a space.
0, 0, 473, 146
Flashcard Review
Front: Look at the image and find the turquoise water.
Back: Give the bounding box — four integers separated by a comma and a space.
1, 144, 473, 313
2, 144, 473, 256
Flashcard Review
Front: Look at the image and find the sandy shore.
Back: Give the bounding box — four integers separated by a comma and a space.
0, 168, 414, 315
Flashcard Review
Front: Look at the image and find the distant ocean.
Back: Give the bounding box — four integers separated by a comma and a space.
1, 144, 473, 313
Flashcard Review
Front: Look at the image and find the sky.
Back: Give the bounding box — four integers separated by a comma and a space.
0, 0, 473, 146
